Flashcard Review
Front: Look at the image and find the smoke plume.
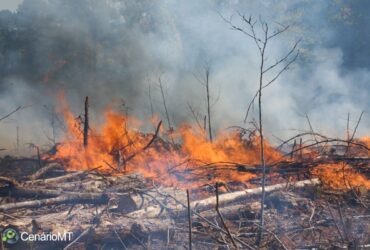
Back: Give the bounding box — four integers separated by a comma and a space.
0, 0, 368, 154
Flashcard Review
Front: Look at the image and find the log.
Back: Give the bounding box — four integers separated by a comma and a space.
127, 178, 320, 218
0, 193, 109, 211
0, 172, 146, 211
0, 178, 145, 200
29, 162, 63, 180
192, 178, 319, 211
0, 176, 20, 186
0, 186, 62, 198
25, 171, 85, 185
0, 190, 143, 212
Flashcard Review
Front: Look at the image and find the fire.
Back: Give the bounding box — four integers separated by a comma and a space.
51, 99, 283, 188
311, 163, 370, 190
50, 96, 369, 189
359, 137, 370, 156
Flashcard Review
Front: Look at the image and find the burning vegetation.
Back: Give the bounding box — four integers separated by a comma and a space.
52, 98, 369, 192
52, 98, 281, 187
0, 2, 369, 249
0, 94, 368, 249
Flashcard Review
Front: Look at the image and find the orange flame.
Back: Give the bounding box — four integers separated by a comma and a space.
359, 137, 370, 156
312, 163, 370, 190
51, 99, 282, 188
51, 96, 369, 189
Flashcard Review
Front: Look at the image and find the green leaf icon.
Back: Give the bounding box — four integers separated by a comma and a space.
2, 235, 7, 242
6, 230, 15, 239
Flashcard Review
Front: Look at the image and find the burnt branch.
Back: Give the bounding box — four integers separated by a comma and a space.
215, 183, 238, 249
123, 121, 162, 165
0, 106, 27, 123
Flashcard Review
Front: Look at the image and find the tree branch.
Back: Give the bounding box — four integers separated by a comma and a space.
0, 106, 23, 122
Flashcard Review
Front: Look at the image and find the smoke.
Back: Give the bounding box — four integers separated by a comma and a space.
0, 0, 369, 153
0, 0, 23, 12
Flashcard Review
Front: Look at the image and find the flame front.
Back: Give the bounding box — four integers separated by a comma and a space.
312, 163, 370, 190
51, 100, 283, 188
51, 98, 369, 190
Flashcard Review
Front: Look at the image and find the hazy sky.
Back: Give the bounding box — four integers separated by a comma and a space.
0, 0, 23, 11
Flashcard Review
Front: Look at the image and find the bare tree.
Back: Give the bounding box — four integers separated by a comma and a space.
83, 96, 89, 147
158, 77, 172, 132
43, 104, 67, 145
223, 13, 300, 245
193, 63, 217, 142
205, 66, 213, 142
187, 103, 204, 133
157, 77, 176, 145
43, 105, 57, 145
147, 83, 155, 128
16, 125, 20, 153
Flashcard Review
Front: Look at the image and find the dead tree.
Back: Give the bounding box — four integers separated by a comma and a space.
51, 106, 56, 144
223, 14, 300, 245
205, 66, 213, 142
193, 63, 217, 142
83, 96, 89, 147
147, 83, 156, 129
43, 105, 60, 145
158, 78, 172, 131
16, 126, 20, 152
187, 103, 204, 133
158, 77, 175, 145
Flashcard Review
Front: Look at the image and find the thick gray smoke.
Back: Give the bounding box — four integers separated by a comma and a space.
0, 0, 369, 154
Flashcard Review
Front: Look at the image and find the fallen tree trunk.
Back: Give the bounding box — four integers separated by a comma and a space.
1, 172, 145, 197
0, 172, 146, 211
0, 193, 109, 211
29, 162, 63, 180
127, 178, 320, 218
192, 178, 320, 209
25, 171, 86, 185
0, 176, 20, 186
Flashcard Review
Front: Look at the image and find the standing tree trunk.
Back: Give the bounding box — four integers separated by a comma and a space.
158, 77, 175, 145
223, 13, 300, 246
83, 96, 89, 147
159, 79, 171, 132
257, 34, 267, 245
51, 107, 56, 145
205, 67, 213, 142
194, 64, 214, 142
